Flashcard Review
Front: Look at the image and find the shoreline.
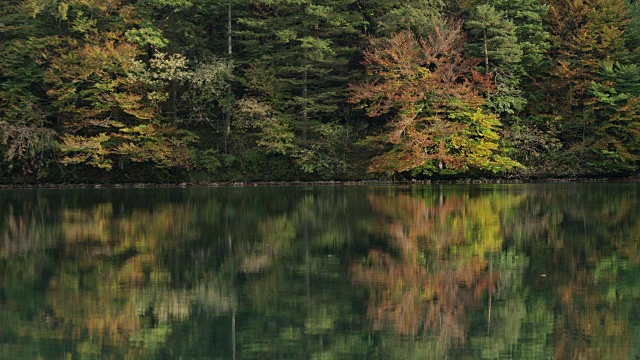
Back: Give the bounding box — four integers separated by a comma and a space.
1, 176, 638, 190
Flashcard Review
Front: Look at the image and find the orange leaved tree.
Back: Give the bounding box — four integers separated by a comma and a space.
349, 20, 520, 176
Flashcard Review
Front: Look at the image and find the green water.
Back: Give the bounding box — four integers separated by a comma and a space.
1, 184, 640, 359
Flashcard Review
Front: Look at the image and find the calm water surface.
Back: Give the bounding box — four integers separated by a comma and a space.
1, 184, 640, 359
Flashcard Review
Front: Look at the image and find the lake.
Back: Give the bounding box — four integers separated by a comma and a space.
1, 183, 639, 359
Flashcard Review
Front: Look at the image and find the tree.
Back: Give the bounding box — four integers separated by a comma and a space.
456, 0, 553, 176
625, 0, 640, 61
238, 1, 363, 143
585, 63, 640, 173
350, 20, 520, 176
37, 0, 196, 172
355, 0, 444, 38
0, 1, 59, 178
545, 0, 634, 173
466, 4, 525, 116
488, 0, 550, 74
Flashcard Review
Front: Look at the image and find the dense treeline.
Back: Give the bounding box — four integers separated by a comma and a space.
1, 0, 639, 183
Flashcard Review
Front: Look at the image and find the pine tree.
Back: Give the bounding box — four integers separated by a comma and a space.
586, 63, 640, 174
488, 0, 551, 74
234, 0, 365, 175
466, 4, 525, 116
239, 0, 362, 138
355, 0, 444, 37
625, 0, 640, 61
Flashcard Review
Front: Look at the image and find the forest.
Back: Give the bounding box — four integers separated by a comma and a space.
1, 0, 640, 183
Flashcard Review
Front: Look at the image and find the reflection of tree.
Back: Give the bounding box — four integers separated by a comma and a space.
233, 189, 375, 359
352, 188, 523, 354
0, 187, 376, 359
525, 184, 640, 360
0, 193, 65, 358
44, 203, 194, 344
0, 191, 238, 359
494, 184, 640, 360
467, 250, 538, 360
3, 184, 640, 358
0, 193, 59, 257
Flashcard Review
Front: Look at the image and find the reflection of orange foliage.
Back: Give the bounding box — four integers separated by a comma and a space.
553, 271, 632, 360
1, 203, 56, 257
367, 191, 467, 252
540, 189, 640, 360
353, 191, 507, 346
48, 272, 142, 345
353, 250, 490, 344
45, 203, 196, 346
61, 204, 190, 252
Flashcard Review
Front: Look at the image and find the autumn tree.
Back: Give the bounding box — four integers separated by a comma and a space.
350, 20, 520, 176
37, 0, 196, 173
545, 0, 637, 173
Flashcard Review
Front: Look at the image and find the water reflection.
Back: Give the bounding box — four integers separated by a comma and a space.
351, 187, 531, 359
0, 184, 639, 359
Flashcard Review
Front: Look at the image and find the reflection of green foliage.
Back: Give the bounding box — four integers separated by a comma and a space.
305, 305, 336, 335
465, 251, 537, 359
508, 183, 640, 359
377, 337, 449, 360
495, 250, 528, 299
594, 254, 630, 282
76, 340, 102, 360
518, 298, 555, 359
129, 325, 172, 352
470, 298, 527, 359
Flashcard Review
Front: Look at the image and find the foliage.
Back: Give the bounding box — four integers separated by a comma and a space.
0, 108, 58, 177
233, 97, 295, 155
586, 64, 640, 174
350, 22, 521, 175
290, 122, 360, 177
357, 0, 444, 37
500, 120, 565, 177
0, 0, 639, 181
544, 0, 639, 174
466, 4, 525, 116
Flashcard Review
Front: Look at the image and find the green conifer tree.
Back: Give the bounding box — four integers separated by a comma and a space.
466, 4, 525, 116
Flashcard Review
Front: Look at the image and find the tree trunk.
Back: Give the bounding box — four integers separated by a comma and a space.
484, 28, 491, 101
484, 28, 489, 75
223, 1, 233, 152
302, 66, 308, 142
171, 80, 178, 124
